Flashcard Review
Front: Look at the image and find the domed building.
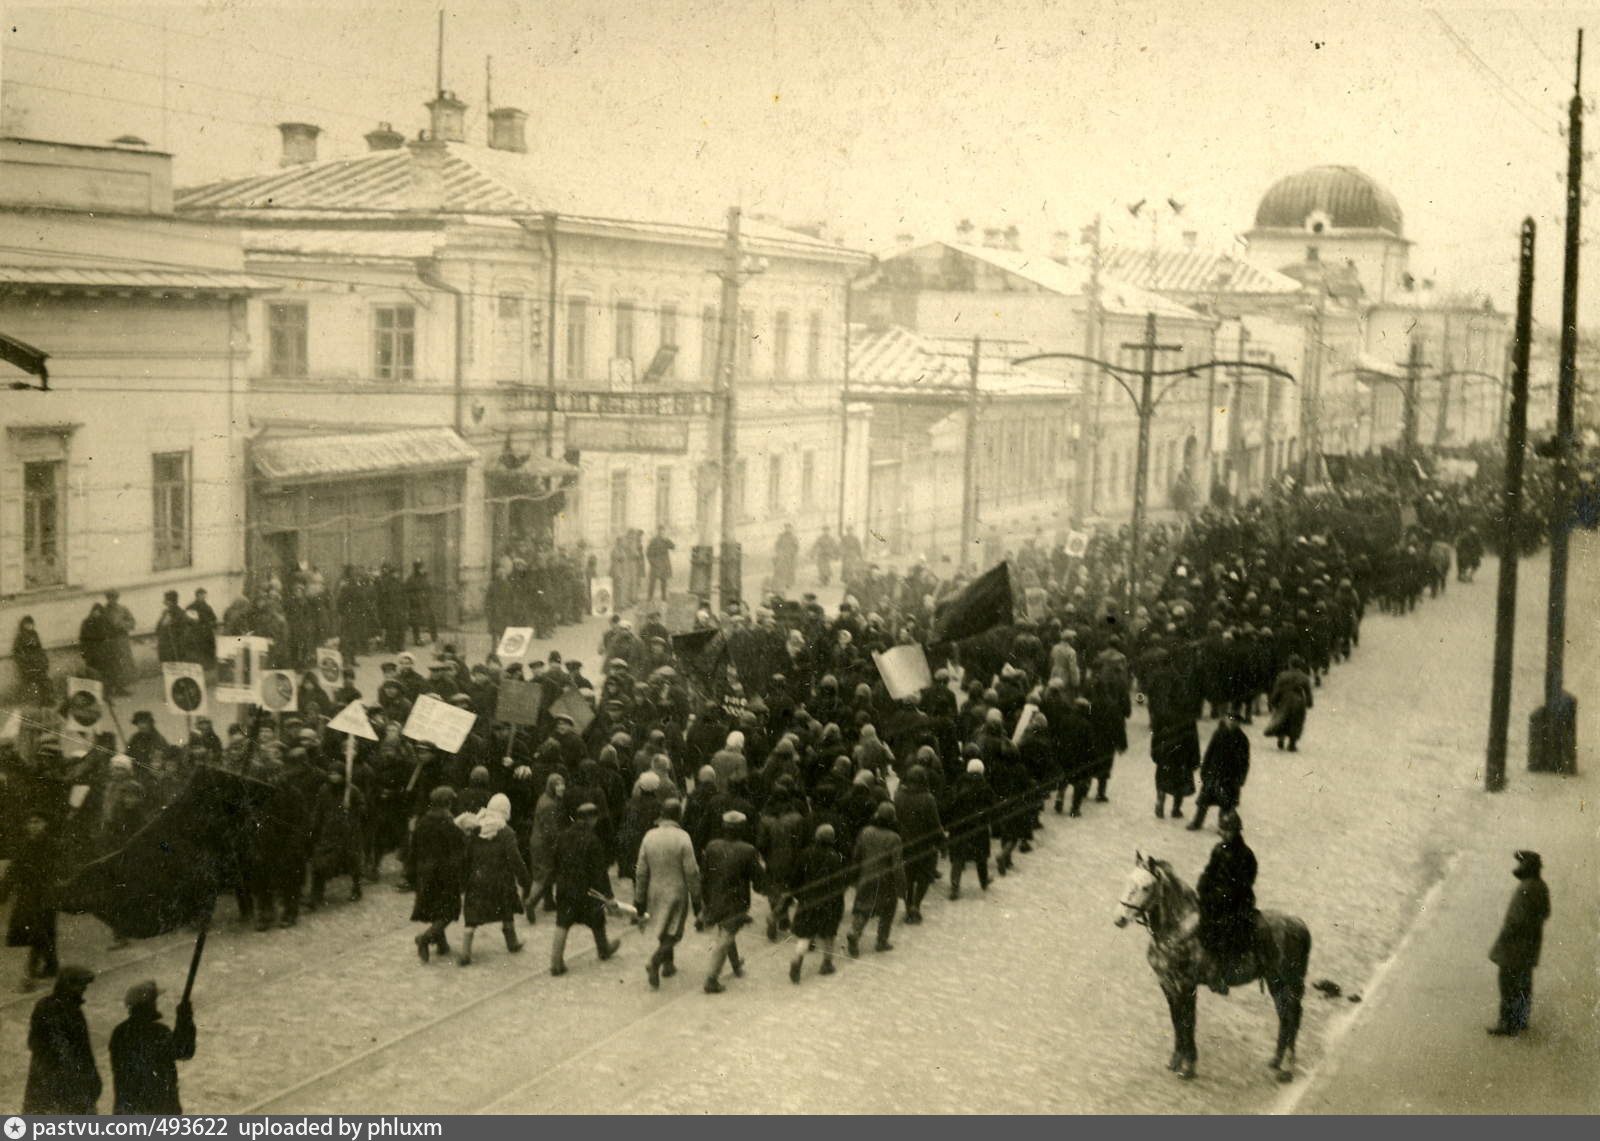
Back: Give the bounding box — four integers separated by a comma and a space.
1245, 165, 1412, 304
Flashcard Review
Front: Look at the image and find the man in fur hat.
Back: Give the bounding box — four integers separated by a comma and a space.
1487, 850, 1551, 1036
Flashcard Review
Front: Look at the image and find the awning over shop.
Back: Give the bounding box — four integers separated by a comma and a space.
1353, 352, 1406, 380
485, 456, 580, 490
252, 427, 478, 483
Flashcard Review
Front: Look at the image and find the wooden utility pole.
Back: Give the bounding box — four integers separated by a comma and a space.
1122, 313, 1183, 606
961, 336, 982, 568
1531, 29, 1583, 774
1487, 219, 1536, 793
1401, 338, 1425, 458
1075, 216, 1103, 522
716, 207, 744, 609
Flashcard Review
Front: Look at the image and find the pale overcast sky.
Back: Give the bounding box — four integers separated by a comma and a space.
3, 0, 1596, 320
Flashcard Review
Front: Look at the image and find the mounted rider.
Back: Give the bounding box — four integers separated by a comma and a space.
1196, 809, 1258, 994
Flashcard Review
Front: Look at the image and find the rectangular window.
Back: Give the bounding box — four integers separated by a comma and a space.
373, 305, 416, 381
23, 459, 65, 589
495, 294, 526, 382
807, 312, 823, 379
655, 466, 673, 529
738, 308, 755, 376
658, 304, 678, 380
773, 310, 791, 381
701, 305, 719, 381
152, 450, 192, 571
614, 299, 636, 362
801, 450, 816, 507
267, 302, 308, 378
609, 468, 629, 532
767, 454, 784, 514
565, 297, 589, 381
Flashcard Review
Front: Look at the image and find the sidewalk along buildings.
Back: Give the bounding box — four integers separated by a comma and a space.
845, 323, 1080, 567
175, 93, 869, 619
855, 237, 1222, 533
0, 136, 264, 694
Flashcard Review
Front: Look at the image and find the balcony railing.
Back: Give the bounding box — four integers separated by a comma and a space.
500, 386, 715, 416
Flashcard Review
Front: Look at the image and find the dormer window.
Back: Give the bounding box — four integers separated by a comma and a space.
1305, 209, 1332, 235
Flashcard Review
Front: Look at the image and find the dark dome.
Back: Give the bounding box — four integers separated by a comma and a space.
1253, 166, 1404, 236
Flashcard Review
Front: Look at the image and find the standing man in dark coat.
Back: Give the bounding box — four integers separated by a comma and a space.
109, 979, 195, 1114
24, 964, 101, 1113
846, 801, 906, 956
186, 588, 218, 670
645, 527, 675, 602
155, 590, 194, 665
410, 786, 467, 962
407, 561, 437, 647
1487, 850, 1552, 1036
377, 564, 407, 654
1195, 810, 1258, 995
1188, 712, 1251, 832
545, 803, 619, 975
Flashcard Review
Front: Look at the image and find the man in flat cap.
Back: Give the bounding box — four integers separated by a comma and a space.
24, 964, 101, 1113
110, 979, 196, 1114
546, 803, 619, 976
1488, 850, 1551, 1036
699, 811, 766, 994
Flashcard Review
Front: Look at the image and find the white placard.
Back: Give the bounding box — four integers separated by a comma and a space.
0, 710, 20, 741
315, 647, 343, 686
162, 662, 208, 716
496, 627, 535, 660
257, 669, 298, 713
591, 576, 615, 618
1012, 702, 1040, 746
327, 699, 378, 741
401, 694, 477, 754
872, 644, 933, 701
1065, 530, 1090, 559
215, 636, 270, 704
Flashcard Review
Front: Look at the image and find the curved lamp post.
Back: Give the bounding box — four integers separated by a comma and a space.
1014, 313, 1297, 607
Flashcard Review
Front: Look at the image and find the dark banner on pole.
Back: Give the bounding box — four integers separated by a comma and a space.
932, 561, 1014, 644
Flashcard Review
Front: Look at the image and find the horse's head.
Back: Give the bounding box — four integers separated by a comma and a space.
1115, 851, 1160, 928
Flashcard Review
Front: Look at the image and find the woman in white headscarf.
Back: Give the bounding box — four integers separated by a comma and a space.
458, 793, 529, 966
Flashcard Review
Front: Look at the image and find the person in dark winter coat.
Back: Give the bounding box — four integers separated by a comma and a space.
700, 811, 766, 994
757, 784, 809, 940
459, 794, 529, 965
410, 786, 467, 963
12, 615, 52, 705
109, 979, 195, 1114
1195, 810, 1258, 994
24, 965, 100, 1114
1487, 850, 1552, 1035
545, 803, 619, 975
1267, 655, 1314, 751
789, 823, 848, 982
1087, 668, 1130, 802
945, 759, 995, 899
3, 811, 60, 988
307, 771, 365, 908
1057, 696, 1099, 816
847, 801, 906, 956
893, 765, 943, 924
406, 562, 437, 646
1188, 712, 1251, 831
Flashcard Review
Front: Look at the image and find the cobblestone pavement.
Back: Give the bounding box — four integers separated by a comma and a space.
1, 547, 1581, 1113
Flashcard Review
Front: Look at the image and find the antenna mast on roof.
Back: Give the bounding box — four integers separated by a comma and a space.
436, 9, 445, 97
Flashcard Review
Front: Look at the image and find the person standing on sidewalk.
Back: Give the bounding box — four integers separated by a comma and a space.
646, 527, 675, 602
1487, 850, 1551, 1037
24, 964, 100, 1113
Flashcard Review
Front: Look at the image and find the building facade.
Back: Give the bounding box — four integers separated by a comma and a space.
0, 137, 262, 691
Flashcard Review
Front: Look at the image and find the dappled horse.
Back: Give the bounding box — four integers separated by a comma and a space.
1115, 852, 1312, 1082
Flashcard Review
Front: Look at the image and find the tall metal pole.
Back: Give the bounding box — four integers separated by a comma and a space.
961, 336, 982, 568
1075, 216, 1102, 523
1532, 29, 1583, 774
1128, 313, 1156, 608
716, 207, 744, 610
1401, 338, 1423, 459
543, 212, 559, 458
1487, 219, 1536, 793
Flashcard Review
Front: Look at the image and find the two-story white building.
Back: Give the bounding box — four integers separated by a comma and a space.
175, 96, 870, 615
0, 136, 263, 695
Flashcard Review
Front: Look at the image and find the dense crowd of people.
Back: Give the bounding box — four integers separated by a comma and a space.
2, 456, 1540, 1016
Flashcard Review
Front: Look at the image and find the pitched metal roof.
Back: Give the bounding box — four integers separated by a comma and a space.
177, 143, 865, 262
243, 228, 446, 260
0, 265, 268, 291
1097, 245, 1302, 296
847, 323, 1075, 400
251, 427, 478, 482
924, 242, 1200, 320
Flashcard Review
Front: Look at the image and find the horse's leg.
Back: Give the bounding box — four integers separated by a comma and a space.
1281, 978, 1306, 1082
1266, 979, 1289, 1072
1163, 988, 1184, 1071
1177, 988, 1199, 1080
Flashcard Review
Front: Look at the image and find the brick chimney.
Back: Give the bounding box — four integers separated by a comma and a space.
277, 122, 321, 166
487, 107, 527, 153
407, 133, 448, 210
365, 122, 405, 152
982, 227, 1004, 249
426, 91, 467, 143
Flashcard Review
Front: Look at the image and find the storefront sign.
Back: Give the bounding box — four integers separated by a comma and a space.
565, 416, 691, 454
